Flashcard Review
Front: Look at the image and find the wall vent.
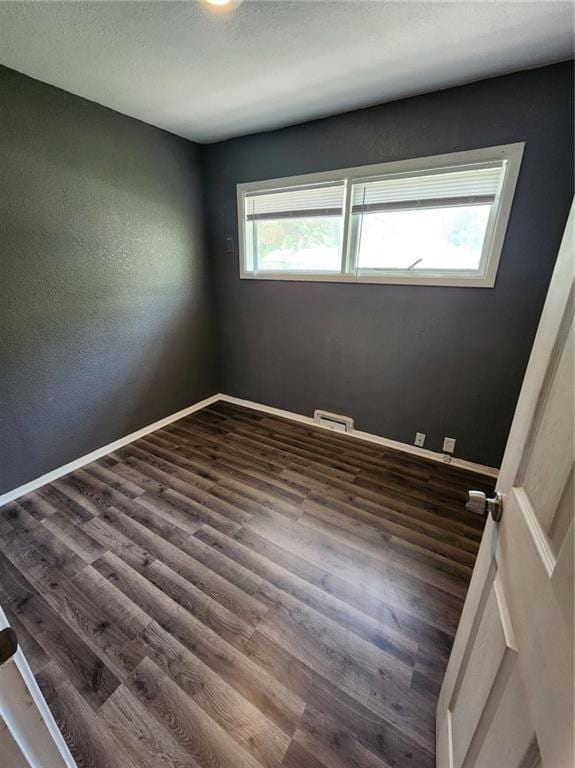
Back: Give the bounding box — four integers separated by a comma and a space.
313, 410, 354, 433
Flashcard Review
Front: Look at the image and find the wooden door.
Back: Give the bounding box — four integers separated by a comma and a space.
436, 203, 574, 768
0, 605, 76, 768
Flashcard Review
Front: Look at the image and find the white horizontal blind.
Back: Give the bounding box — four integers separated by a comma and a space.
351, 163, 504, 214
246, 182, 345, 221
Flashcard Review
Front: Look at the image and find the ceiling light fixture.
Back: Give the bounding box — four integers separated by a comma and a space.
203, 0, 244, 10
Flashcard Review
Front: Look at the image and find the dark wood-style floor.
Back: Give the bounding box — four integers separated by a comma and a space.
0, 402, 493, 768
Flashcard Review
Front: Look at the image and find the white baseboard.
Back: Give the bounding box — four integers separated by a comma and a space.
218, 394, 499, 478
0, 390, 497, 506
0, 394, 221, 507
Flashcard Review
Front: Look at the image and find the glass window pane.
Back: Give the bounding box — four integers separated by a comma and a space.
355, 204, 491, 272
252, 216, 343, 272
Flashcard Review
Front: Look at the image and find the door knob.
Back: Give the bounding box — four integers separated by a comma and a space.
466, 490, 503, 522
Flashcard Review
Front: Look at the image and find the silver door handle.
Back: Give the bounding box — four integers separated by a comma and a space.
466, 490, 503, 522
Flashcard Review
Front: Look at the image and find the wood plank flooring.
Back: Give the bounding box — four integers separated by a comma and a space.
0, 402, 494, 768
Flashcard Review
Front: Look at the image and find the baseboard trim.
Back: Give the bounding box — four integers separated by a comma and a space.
218, 394, 500, 478
1, 390, 498, 506
0, 394, 221, 507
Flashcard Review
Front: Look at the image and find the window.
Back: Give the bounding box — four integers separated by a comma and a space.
244, 183, 345, 273
237, 144, 524, 287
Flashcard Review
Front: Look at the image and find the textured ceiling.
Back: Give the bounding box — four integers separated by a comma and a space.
0, 1, 572, 143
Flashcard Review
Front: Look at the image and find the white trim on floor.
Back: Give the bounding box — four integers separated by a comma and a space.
0, 391, 498, 507
218, 394, 500, 478
0, 394, 221, 507
0, 607, 77, 768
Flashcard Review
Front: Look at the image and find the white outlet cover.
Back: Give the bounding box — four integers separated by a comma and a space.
414, 432, 426, 447
443, 437, 456, 453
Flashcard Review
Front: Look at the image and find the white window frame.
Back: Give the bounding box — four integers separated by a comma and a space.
237, 143, 524, 288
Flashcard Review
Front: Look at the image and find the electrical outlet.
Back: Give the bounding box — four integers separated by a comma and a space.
443, 437, 456, 454
414, 432, 426, 447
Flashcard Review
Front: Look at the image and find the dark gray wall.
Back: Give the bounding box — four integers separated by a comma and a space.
1, 62, 572, 492
202, 62, 574, 468
0, 65, 218, 494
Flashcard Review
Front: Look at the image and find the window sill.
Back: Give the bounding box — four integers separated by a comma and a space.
239, 270, 496, 288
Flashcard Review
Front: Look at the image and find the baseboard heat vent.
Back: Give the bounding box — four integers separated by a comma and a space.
313, 410, 354, 433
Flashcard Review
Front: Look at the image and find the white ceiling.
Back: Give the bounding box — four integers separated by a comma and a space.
0, 1, 572, 143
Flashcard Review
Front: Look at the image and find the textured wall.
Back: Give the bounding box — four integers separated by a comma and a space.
0, 66, 218, 494
1, 62, 573, 491
202, 63, 574, 468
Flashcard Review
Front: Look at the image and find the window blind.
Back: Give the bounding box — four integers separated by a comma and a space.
351, 163, 504, 214
245, 182, 345, 221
